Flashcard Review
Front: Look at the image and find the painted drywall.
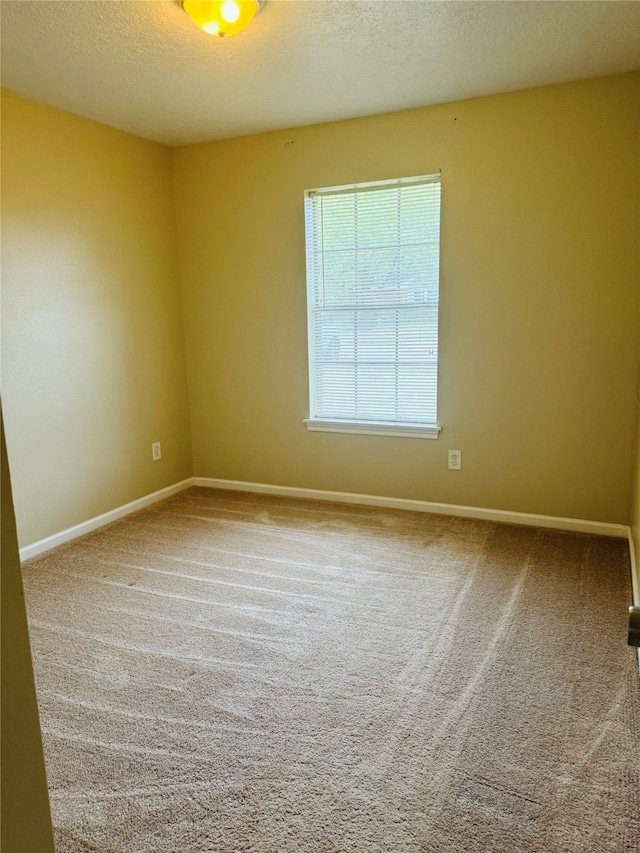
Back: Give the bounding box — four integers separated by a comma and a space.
1, 413, 55, 852
1, 91, 192, 547
172, 73, 639, 524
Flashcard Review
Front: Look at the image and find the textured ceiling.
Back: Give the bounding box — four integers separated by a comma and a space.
1, 0, 639, 146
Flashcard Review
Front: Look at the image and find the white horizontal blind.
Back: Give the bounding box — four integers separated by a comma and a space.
305, 175, 441, 427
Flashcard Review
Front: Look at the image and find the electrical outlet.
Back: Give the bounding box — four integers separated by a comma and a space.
448, 450, 461, 470
152, 442, 162, 462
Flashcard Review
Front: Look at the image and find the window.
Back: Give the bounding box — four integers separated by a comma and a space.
304, 174, 441, 438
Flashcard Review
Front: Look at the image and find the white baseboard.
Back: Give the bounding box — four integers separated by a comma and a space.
20, 474, 631, 563
19, 478, 195, 562
193, 477, 628, 539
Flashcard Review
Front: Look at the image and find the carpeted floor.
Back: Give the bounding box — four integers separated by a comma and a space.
22, 487, 640, 853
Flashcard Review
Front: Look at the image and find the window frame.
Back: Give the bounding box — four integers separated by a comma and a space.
303, 174, 442, 440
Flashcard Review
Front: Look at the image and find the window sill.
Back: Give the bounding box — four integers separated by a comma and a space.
303, 418, 441, 439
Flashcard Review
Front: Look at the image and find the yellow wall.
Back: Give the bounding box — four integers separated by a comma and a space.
1, 91, 192, 547
1, 412, 55, 852
172, 73, 639, 524
2, 74, 638, 546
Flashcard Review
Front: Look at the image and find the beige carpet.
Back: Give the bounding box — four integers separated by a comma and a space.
22, 487, 640, 853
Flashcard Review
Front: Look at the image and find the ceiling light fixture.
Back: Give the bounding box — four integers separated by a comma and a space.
181, 0, 264, 37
